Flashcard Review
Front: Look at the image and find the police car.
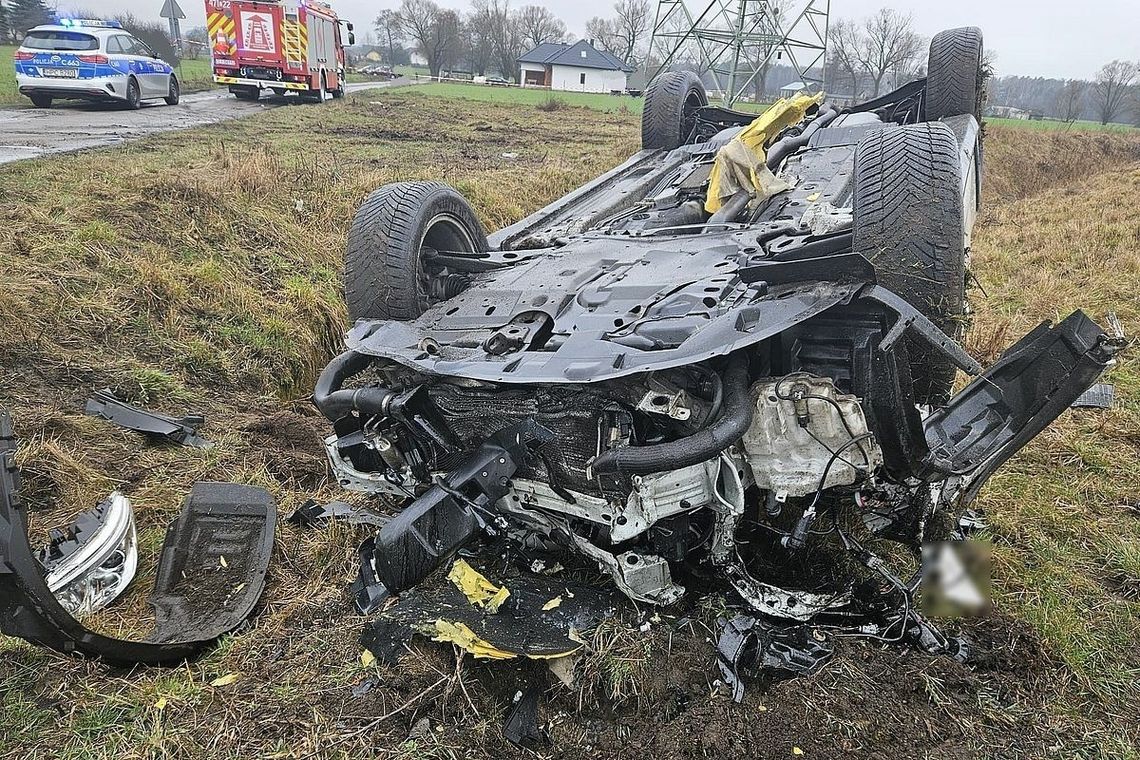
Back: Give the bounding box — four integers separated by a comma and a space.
13, 19, 180, 109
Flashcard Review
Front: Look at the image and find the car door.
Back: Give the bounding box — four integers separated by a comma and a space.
124, 35, 166, 96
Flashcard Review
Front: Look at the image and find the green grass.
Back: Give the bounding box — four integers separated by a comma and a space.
988, 116, 1139, 132
1, 45, 18, 105
404, 80, 643, 112
172, 56, 215, 94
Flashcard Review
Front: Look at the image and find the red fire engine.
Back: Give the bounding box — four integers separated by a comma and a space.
206, 0, 354, 101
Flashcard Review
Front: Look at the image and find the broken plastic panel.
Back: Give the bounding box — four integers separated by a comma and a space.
37, 492, 138, 617
0, 410, 275, 666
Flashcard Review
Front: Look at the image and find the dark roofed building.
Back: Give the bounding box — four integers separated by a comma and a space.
517, 39, 634, 93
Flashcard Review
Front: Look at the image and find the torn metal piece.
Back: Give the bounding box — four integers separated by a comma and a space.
1071, 383, 1115, 410
716, 614, 833, 702
725, 562, 852, 622
503, 684, 545, 749
0, 412, 275, 666
36, 492, 138, 617
85, 389, 211, 448
287, 498, 389, 528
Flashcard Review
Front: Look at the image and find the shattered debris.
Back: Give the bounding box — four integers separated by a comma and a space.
0, 411, 276, 666
1070, 383, 1115, 409
84, 389, 211, 448
287, 498, 389, 528
360, 560, 617, 664
716, 615, 833, 702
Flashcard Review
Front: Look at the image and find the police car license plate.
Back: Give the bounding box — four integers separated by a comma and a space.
42, 67, 78, 78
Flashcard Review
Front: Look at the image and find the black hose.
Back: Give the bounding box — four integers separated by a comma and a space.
312, 350, 394, 421
590, 354, 753, 476
765, 105, 840, 171
707, 190, 752, 226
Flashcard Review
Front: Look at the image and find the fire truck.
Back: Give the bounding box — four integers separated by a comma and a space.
206, 0, 354, 101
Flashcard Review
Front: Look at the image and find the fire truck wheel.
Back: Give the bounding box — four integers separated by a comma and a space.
344, 181, 487, 322
164, 76, 180, 106
233, 86, 259, 101
124, 77, 142, 110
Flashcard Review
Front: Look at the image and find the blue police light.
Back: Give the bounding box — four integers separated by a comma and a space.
54, 18, 124, 28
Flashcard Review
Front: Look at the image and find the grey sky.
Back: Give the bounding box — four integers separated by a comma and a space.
78, 0, 1138, 80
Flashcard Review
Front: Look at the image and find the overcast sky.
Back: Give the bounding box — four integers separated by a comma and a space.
84, 0, 1138, 80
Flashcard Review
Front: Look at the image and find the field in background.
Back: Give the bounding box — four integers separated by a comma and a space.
987, 115, 1138, 132
1, 90, 1139, 758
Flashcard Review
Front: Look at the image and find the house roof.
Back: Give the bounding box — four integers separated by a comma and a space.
517, 39, 635, 73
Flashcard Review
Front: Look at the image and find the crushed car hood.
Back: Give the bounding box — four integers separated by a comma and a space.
346, 236, 869, 384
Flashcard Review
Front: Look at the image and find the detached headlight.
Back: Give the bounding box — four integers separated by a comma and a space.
36, 492, 138, 617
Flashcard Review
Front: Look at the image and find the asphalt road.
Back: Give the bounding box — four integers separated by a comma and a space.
0, 82, 390, 165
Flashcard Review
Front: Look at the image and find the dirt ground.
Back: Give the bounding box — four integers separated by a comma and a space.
1, 92, 1139, 759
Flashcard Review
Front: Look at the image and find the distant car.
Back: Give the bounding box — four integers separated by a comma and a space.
13, 19, 180, 109
486, 76, 509, 86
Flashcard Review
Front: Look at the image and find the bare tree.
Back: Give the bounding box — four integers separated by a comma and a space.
854, 9, 923, 97
1091, 60, 1139, 125
373, 9, 405, 66
1055, 79, 1086, 123
396, 0, 461, 78
827, 17, 863, 98
586, 0, 651, 65
463, 0, 496, 76
517, 5, 566, 49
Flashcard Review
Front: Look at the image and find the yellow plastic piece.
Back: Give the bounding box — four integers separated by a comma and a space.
427, 620, 581, 660
429, 620, 518, 659
705, 92, 825, 214
447, 559, 511, 612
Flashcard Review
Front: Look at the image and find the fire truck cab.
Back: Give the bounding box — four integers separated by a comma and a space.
206, 0, 353, 101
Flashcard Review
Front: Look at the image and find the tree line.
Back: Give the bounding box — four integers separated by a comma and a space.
370, 0, 652, 80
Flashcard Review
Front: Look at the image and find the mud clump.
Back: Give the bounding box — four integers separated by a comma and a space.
241, 409, 330, 488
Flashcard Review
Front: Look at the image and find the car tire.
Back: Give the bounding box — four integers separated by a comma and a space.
234, 86, 259, 101
925, 27, 985, 122
164, 76, 180, 106
344, 182, 487, 322
29, 94, 52, 108
641, 71, 708, 150
125, 77, 142, 110
853, 122, 966, 405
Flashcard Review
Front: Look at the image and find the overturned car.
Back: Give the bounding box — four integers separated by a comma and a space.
316, 28, 1120, 649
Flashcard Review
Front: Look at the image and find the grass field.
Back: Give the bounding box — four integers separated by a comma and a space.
988, 115, 1138, 132
1, 91, 1139, 758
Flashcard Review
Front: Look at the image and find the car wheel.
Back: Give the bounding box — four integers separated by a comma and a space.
852, 122, 966, 406
641, 71, 708, 150
925, 27, 985, 122
125, 77, 142, 110
234, 86, 259, 101
164, 75, 180, 106
344, 182, 487, 322
29, 94, 52, 108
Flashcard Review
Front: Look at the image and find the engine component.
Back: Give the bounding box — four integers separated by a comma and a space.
743, 375, 882, 498
505, 458, 721, 543
352, 419, 554, 609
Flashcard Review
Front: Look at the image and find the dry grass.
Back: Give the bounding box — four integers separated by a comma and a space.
1, 104, 1139, 758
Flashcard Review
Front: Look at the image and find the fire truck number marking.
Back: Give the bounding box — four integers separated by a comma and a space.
240, 11, 277, 53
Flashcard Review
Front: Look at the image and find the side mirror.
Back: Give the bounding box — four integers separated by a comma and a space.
348, 32, 355, 45
346, 22, 354, 31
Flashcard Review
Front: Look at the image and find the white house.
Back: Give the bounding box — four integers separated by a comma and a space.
517, 39, 634, 94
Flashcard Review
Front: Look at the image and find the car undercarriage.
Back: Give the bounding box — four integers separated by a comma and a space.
312, 29, 1124, 666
